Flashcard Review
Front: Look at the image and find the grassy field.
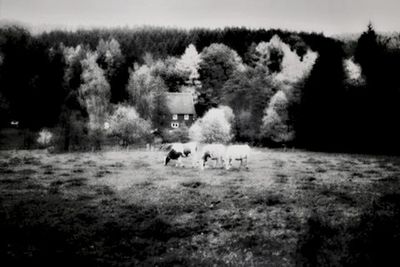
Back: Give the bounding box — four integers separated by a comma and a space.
1, 148, 400, 266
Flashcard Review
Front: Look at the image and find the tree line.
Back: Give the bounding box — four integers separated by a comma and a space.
1, 23, 400, 153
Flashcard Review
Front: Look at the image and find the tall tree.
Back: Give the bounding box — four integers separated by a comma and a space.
222, 68, 276, 142
79, 52, 111, 131
96, 38, 128, 103
126, 64, 168, 126
176, 44, 201, 86
197, 43, 245, 115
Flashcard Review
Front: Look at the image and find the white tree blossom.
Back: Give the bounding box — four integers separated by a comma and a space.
255, 35, 318, 85
190, 106, 234, 143
176, 44, 201, 83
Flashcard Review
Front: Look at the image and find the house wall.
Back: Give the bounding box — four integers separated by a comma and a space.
168, 114, 196, 129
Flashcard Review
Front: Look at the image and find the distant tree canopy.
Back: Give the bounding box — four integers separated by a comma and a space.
1, 24, 400, 153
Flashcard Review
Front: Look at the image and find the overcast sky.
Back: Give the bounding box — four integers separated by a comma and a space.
1, 0, 399, 35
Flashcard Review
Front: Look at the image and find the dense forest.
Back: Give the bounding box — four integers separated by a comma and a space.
1, 23, 400, 153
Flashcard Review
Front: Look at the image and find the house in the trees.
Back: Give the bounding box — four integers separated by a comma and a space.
165, 93, 196, 129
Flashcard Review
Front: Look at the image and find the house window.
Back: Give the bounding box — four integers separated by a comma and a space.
184, 114, 189, 120
171, 122, 179, 128
172, 114, 178, 120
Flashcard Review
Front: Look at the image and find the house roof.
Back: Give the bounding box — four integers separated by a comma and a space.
165, 93, 196, 115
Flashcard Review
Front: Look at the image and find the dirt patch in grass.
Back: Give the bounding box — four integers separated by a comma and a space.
19, 168, 37, 175
273, 159, 286, 168
181, 180, 204, 189
0, 176, 30, 185
274, 173, 289, 184
44, 170, 54, 175
108, 162, 124, 168
303, 157, 329, 165
379, 175, 399, 183
251, 192, 288, 206
0, 167, 15, 174
94, 185, 115, 196
315, 167, 327, 173
352, 172, 364, 178
23, 156, 41, 165
95, 169, 112, 178
63, 177, 87, 188
136, 181, 154, 188
83, 160, 96, 166
133, 161, 151, 169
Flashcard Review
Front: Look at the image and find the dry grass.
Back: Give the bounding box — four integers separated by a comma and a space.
1, 148, 400, 266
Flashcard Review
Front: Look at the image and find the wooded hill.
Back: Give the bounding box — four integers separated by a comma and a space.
1, 24, 400, 153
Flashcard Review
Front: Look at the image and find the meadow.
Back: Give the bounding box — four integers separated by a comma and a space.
1, 148, 400, 266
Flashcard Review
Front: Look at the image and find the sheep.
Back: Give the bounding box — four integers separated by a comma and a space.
224, 144, 251, 170
200, 144, 226, 170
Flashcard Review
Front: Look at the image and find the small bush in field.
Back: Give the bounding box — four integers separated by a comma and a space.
37, 129, 53, 148
108, 105, 152, 147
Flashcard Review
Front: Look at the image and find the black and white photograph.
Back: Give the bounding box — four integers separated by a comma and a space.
1, 0, 400, 266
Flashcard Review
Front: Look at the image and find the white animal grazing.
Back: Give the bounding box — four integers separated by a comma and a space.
200, 144, 226, 170
182, 142, 199, 167
224, 144, 251, 170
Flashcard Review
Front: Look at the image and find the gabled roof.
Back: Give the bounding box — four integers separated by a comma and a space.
165, 93, 196, 115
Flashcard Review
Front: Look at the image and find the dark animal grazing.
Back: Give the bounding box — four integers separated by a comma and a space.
164, 142, 199, 167
164, 143, 186, 167
164, 149, 184, 166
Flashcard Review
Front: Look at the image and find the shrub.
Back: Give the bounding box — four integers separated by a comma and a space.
108, 105, 152, 147
37, 129, 53, 148
260, 91, 295, 145
190, 106, 233, 143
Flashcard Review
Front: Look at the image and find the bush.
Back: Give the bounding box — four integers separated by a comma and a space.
36, 129, 53, 148
260, 91, 295, 145
190, 106, 233, 143
108, 105, 152, 147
